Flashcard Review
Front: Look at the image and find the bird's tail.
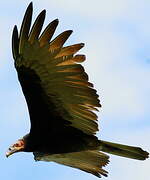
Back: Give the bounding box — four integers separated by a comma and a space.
99, 140, 149, 160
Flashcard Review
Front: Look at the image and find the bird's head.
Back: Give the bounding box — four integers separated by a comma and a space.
6, 139, 25, 157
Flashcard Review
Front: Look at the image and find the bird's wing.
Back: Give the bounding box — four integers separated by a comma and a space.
34, 150, 109, 178
12, 3, 101, 136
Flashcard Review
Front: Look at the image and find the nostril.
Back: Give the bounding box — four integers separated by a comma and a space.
9, 148, 11, 151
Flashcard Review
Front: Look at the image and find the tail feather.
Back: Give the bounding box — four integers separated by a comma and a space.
99, 140, 149, 160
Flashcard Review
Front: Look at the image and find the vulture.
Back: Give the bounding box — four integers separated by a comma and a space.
6, 2, 149, 178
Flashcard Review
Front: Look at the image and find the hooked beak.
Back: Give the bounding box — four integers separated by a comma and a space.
6, 147, 17, 158
6, 139, 25, 158
6, 146, 22, 158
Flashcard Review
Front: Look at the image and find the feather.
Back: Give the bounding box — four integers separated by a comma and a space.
55, 54, 85, 66
49, 30, 73, 50
19, 2, 33, 54
29, 10, 46, 44
34, 150, 109, 178
55, 43, 84, 58
39, 19, 59, 47
12, 26, 19, 60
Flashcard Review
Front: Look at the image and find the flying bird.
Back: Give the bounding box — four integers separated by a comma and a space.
6, 2, 149, 178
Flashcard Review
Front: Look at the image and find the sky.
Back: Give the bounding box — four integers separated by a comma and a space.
0, 0, 150, 179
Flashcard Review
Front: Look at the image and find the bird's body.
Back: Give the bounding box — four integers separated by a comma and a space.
6, 2, 149, 178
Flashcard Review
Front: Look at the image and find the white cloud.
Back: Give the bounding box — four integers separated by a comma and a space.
36, 0, 150, 22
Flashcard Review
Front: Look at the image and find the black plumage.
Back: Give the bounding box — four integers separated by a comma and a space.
7, 2, 148, 178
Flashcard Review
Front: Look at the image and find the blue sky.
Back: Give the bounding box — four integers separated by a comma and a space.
0, 0, 149, 179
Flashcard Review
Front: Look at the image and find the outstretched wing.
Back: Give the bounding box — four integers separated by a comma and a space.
34, 150, 109, 178
12, 3, 101, 138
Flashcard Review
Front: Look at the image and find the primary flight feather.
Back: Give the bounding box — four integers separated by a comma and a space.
6, 2, 149, 178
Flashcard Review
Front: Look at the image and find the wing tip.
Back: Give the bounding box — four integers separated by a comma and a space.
12, 25, 19, 60
53, 18, 59, 25
41, 9, 46, 16
80, 43, 84, 47
55, 18, 59, 22
66, 29, 73, 35
13, 25, 18, 32
26, 2, 33, 14
28, 2, 33, 9
69, 29, 73, 32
